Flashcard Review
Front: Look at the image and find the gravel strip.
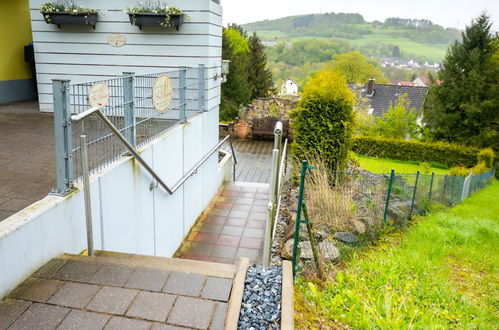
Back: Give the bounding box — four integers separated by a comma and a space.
238, 265, 282, 330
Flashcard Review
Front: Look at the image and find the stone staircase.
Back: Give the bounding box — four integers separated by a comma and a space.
0, 251, 248, 330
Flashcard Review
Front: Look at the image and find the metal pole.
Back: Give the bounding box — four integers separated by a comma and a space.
52, 79, 73, 195
409, 171, 420, 219
302, 203, 323, 279
80, 135, 94, 257
179, 67, 187, 122
198, 64, 206, 112
292, 160, 309, 280
123, 72, 136, 147
383, 169, 395, 226
428, 172, 435, 200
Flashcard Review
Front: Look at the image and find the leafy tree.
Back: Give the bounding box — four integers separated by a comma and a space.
220, 27, 251, 121
326, 51, 390, 84
291, 71, 355, 171
248, 33, 273, 99
423, 14, 499, 149
377, 94, 419, 139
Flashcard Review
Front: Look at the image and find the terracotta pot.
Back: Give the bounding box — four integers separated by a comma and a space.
235, 123, 250, 139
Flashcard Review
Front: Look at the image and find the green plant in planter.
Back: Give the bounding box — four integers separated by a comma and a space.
126, 0, 188, 29
41, 0, 97, 20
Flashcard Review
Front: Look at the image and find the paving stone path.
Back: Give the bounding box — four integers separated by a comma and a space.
177, 182, 268, 265
229, 139, 274, 183
0, 254, 235, 330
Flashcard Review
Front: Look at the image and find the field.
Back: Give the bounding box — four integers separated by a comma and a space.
295, 180, 499, 328
357, 155, 448, 175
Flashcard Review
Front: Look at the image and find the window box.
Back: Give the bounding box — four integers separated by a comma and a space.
128, 13, 184, 31
42, 12, 98, 29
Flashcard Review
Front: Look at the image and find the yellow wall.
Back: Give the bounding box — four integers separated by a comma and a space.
0, 0, 33, 81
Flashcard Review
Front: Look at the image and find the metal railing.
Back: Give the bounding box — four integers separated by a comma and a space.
53, 66, 206, 195
263, 122, 288, 268
73, 106, 237, 255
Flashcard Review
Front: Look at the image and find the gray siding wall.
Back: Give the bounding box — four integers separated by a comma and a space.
28, 0, 222, 112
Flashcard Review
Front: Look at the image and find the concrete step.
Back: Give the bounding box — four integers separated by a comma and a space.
1, 252, 249, 330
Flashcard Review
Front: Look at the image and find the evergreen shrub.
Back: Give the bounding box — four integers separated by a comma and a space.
352, 136, 480, 167
291, 71, 354, 171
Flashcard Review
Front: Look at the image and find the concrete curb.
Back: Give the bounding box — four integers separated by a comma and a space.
281, 261, 294, 329
225, 257, 250, 329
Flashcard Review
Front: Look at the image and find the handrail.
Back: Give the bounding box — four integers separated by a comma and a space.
71, 108, 236, 195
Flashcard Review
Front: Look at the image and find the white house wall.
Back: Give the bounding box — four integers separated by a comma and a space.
28, 0, 222, 112
0, 109, 232, 299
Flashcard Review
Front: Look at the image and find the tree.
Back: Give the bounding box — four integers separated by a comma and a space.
291, 70, 355, 171
220, 27, 251, 121
423, 14, 499, 149
248, 33, 273, 99
377, 94, 419, 139
325, 51, 390, 84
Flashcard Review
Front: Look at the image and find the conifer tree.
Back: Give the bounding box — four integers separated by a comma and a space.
423, 14, 499, 149
248, 33, 273, 99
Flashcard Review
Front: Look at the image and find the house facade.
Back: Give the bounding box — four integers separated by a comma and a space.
0, 0, 36, 104
280, 79, 299, 96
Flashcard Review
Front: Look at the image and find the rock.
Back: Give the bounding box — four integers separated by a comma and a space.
280, 239, 297, 260
318, 240, 340, 261
299, 241, 313, 259
352, 220, 366, 235
334, 232, 358, 244
314, 230, 329, 242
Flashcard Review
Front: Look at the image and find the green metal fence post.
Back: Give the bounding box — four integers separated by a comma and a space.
383, 169, 395, 226
428, 172, 435, 201
409, 171, 420, 219
292, 160, 309, 280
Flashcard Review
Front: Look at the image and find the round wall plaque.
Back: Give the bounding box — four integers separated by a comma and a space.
153, 74, 173, 113
108, 34, 127, 47
88, 83, 110, 109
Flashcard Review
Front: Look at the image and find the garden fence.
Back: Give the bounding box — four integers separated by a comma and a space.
291, 161, 496, 279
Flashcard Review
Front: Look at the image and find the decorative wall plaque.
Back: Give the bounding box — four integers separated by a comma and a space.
153, 74, 173, 113
107, 34, 127, 47
88, 83, 110, 109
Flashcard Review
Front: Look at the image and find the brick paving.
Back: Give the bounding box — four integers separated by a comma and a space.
0, 256, 232, 330
176, 182, 268, 265
0, 101, 55, 222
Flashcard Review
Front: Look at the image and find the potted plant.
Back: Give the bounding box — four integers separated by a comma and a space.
40, 1, 98, 29
235, 122, 250, 140
126, 1, 187, 31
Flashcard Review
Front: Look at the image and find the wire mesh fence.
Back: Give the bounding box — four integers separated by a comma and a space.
65, 66, 205, 181
290, 160, 496, 279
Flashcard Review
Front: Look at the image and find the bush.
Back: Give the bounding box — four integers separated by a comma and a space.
471, 161, 489, 175
449, 166, 470, 176
291, 71, 354, 171
352, 136, 480, 167
477, 148, 495, 168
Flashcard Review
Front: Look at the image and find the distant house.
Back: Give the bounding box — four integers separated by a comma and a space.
280, 79, 299, 96
349, 79, 429, 117
397, 81, 418, 87
413, 76, 442, 87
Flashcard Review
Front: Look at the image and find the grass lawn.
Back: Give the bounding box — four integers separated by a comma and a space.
295, 180, 499, 329
358, 155, 449, 175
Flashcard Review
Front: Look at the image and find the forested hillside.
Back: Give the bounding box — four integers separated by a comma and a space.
243, 13, 460, 85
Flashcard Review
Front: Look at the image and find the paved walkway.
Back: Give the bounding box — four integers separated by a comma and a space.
176, 182, 268, 265
0, 101, 55, 222
0, 252, 236, 330
230, 140, 273, 183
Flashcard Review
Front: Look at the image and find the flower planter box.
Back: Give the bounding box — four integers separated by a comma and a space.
42, 12, 98, 29
128, 13, 184, 30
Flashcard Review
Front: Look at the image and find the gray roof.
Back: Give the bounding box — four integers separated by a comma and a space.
349, 83, 429, 117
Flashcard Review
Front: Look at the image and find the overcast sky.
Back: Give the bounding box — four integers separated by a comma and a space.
222, 0, 499, 30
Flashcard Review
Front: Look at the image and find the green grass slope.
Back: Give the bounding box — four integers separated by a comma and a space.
296, 180, 499, 328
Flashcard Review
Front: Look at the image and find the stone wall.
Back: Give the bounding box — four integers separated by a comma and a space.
239, 96, 299, 124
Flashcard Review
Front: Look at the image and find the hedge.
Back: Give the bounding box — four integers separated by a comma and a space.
352, 136, 480, 167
